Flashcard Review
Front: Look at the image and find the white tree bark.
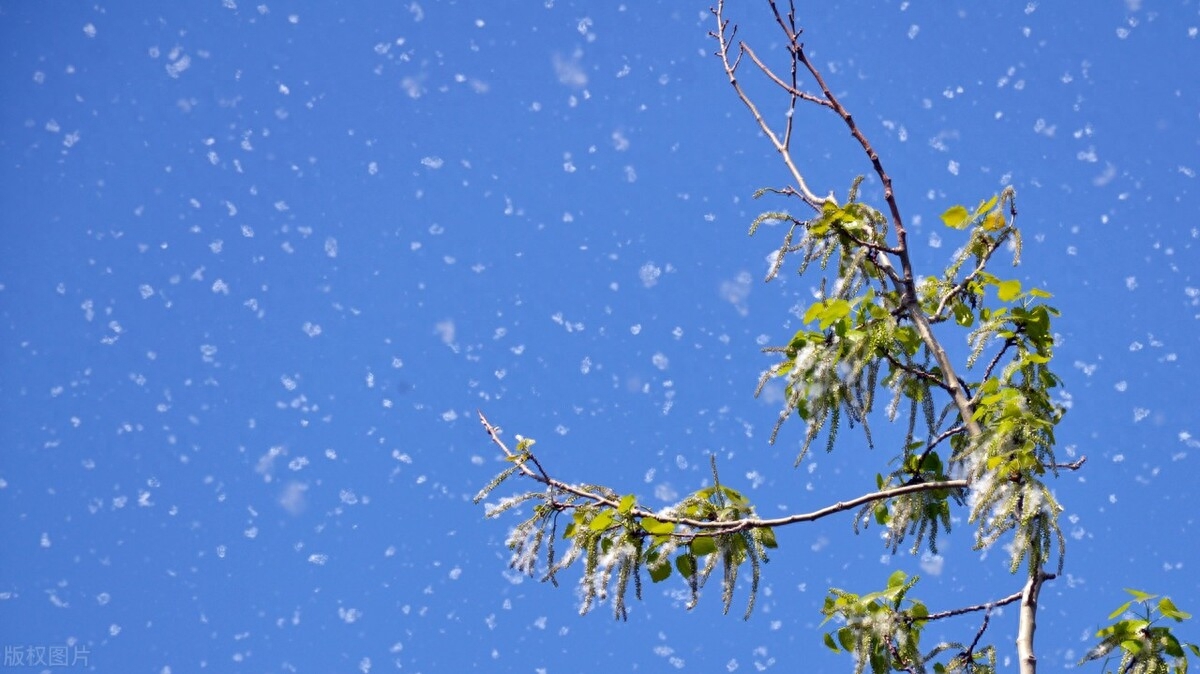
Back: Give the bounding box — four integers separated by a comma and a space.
1017, 571, 1050, 674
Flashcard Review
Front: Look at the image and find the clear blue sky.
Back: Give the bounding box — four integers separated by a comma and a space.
2, 2, 1197, 672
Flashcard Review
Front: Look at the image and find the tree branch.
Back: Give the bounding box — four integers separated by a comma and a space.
479, 409, 967, 536
1018, 571, 1055, 674
711, 1, 830, 209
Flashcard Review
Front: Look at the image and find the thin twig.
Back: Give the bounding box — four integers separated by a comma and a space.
915, 590, 1024, 623
712, 1, 829, 208
741, 43, 831, 109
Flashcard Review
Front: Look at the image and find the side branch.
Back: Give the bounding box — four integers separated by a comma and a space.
916, 590, 1023, 623
712, 1, 829, 209
479, 410, 967, 535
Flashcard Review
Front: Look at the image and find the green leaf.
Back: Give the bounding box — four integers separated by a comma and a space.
1159, 596, 1192, 621
952, 301, 974, 327
640, 517, 675, 536
589, 510, 615, 532
997, 279, 1022, 302
720, 485, 750, 505
920, 452, 943, 474
975, 194, 999, 215
691, 536, 718, 556
618, 494, 636, 515
649, 560, 672, 583
874, 504, 890, 526
1164, 633, 1185, 658
941, 205, 970, 229
887, 570, 907, 589
676, 554, 695, 578
1125, 588, 1158, 603
823, 632, 839, 652
1120, 639, 1145, 655
804, 299, 852, 330
1108, 600, 1134, 620
837, 626, 856, 651
760, 527, 779, 549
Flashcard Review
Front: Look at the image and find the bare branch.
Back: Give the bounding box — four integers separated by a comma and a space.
916, 590, 1023, 623
741, 43, 830, 109
711, 0, 830, 208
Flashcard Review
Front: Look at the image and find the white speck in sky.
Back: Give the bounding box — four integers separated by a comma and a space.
83, 23, 97, 38
553, 51, 587, 88
165, 53, 191, 78
947, 160, 959, 175
639, 262, 662, 287
1133, 408, 1150, 422
919, 552, 944, 575
420, 156, 444, 169
652, 352, 669, 370
435, 320, 455, 346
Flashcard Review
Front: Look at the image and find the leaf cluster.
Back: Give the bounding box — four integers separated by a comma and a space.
1080, 589, 1200, 674
476, 452, 778, 620
821, 571, 997, 674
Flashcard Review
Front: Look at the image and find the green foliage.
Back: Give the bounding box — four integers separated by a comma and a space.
754, 185, 1069, 576
1080, 589, 1200, 674
820, 571, 996, 674
476, 451, 777, 620
475, 7, 1192, 673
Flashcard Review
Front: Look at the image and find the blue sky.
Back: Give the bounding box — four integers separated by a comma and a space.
2, 1, 1197, 672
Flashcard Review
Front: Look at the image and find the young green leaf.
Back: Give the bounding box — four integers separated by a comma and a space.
941, 204, 970, 229
640, 517, 675, 536
997, 279, 1022, 302
691, 536, 718, 556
